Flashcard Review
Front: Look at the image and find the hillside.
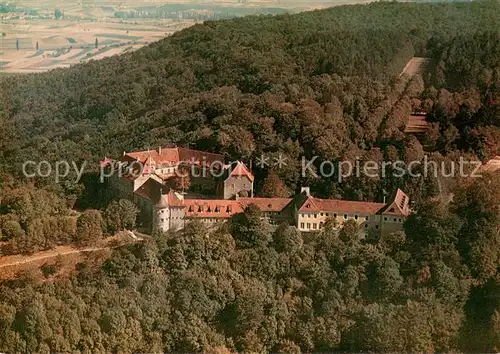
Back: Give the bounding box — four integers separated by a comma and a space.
0, 1, 499, 352
1, 1, 499, 194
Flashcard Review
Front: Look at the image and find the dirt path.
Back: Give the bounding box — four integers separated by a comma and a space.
0, 231, 143, 269
0, 245, 107, 268
400, 57, 428, 77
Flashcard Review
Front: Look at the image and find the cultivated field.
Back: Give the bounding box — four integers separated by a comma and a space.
0, 18, 196, 73
1, 0, 375, 73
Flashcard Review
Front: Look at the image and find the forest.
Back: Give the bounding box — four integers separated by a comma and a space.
0, 0, 499, 352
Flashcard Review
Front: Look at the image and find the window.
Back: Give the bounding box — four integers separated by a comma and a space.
320, 222, 324, 228
343, 214, 348, 219
384, 217, 388, 221
393, 218, 397, 222
300, 222, 305, 228
365, 224, 368, 228
308, 214, 311, 218
313, 223, 317, 230
307, 223, 311, 229
354, 215, 358, 220
320, 212, 324, 216
334, 213, 337, 218
365, 216, 369, 220
326, 213, 329, 217
231, 183, 235, 189
398, 218, 402, 222
375, 225, 379, 229
243, 183, 247, 188
314, 214, 317, 218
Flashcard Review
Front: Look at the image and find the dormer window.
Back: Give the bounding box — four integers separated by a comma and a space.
227, 206, 232, 213
198, 206, 204, 212
215, 206, 220, 212
207, 206, 212, 212
188, 206, 194, 212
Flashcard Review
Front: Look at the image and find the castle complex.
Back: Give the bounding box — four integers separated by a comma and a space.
102, 146, 410, 237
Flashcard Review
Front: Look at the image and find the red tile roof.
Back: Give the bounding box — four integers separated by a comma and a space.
298, 196, 385, 214
379, 189, 410, 216
184, 199, 244, 218
134, 178, 184, 207
125, 147, 224, 167
157, 190, 185, 208
405, 115, 429, 133
228, 161, 255, 182
237, 197, 291, 212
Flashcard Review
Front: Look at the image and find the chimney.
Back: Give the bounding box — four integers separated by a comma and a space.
123, 151, 126, 156
159, 146, 162, 155
301, 187, 311, 197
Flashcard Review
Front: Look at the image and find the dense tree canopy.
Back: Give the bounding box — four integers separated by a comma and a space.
0, 0, 499, 352
0, 174, 497, 352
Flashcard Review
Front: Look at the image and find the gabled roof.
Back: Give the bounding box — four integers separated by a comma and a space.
298, 196, 386, 214
134, 178, 184, 207
237, 197, 292, 212
124, 147, 224, 167
184, 199, 243, 218
157, 190, 184, 208
405, 114, 429, 133
142, 155, 154, 174
223, 161, 254, 182
134, 178, 166, 202
378, 189, 410, 216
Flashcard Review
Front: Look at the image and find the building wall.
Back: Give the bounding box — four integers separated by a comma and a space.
133, 194, 155, 232
261, 210, 294, 226
297, 211, 387, 237
109, 173, 134, 200
169, 207, 185, 231
156, 205, 186, 232
185, 217, 225, 226
380, 215, 405, 236
223, 176, 253, 199
133, 174, 153, 191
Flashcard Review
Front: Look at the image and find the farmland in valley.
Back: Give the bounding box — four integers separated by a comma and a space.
0, 19, 196, 73
0, 0, 374, 73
